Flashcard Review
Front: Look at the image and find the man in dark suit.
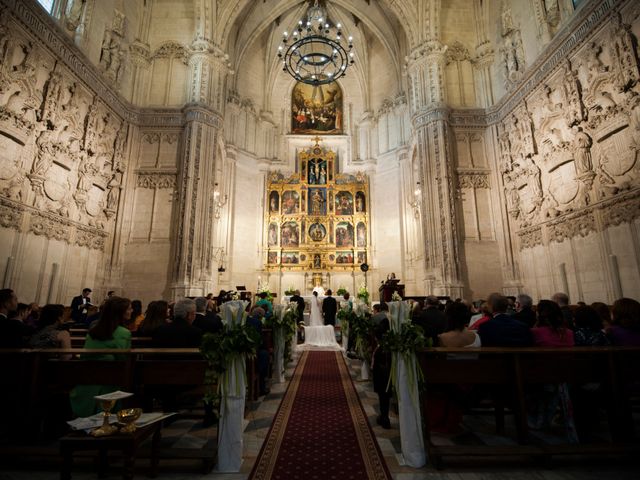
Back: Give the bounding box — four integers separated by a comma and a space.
70, 288, 92, 324
150, 298, 203, 416
193, 297, 223, 334
412, 295, 446, 346
513, 293, 536, 328
552, 292, 575, 330
478, 293, 532, 347
152, 299, 203, 347
290, 289, 306, 324
322, 289, 337, 326
0, 288, 30, 348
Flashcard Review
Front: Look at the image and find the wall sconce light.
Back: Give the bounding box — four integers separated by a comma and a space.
213, 183, 228, 219
409, 181, 421, 219
213, 247, 226, 273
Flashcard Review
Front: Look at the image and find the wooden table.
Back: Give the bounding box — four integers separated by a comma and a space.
60, 421, 162, 480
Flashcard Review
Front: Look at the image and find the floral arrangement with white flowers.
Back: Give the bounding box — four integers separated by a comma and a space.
357, 283, 369, 304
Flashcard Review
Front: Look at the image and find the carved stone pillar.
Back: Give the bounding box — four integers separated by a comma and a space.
188, 40, 230, 111
356, 111, 374, 162
129, 41, 150, 105
408, 41, 463, 297
170, 38, 232, 298
171, 107, 223, 298
473, 44, 495, 108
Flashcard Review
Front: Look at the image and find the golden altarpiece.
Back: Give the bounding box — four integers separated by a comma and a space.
264, 140, 369, 283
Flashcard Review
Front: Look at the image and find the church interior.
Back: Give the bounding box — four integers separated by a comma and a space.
0, 0, 638, 304
1, 0, 640, 478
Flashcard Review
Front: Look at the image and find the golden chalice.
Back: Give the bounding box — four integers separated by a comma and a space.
91, 399, 118, 437
117, 408, 142, 433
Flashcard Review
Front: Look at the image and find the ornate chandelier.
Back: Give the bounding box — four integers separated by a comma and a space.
277, 0, 354, 85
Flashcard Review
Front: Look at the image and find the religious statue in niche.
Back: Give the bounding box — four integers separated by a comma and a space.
355, 191, 366, 212
291, 82, 343, 134
572, 126, 593, 176
336, 221, 354, 248
308, 158, 327, 184
609, 12, 640, 92
269, 191, 279, 213
313, 254, 322, 269
268, 223, 278, 246
308, 222, 326, 242
356, 222, 366, 247
282, 190, 299, 214
64, 0, 87, 32
281, 221, 299, 247
308, 188, 326, 215
357, 251, 366, 265
335, 191, 353, 215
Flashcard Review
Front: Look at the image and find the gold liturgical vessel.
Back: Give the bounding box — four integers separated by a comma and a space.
91, 399, 118, 437
117, 408, 142, 433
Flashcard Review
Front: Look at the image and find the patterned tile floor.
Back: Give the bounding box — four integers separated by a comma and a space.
1, 350, 638, 479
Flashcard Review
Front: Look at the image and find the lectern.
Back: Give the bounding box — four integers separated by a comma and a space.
378, 279, 405, 302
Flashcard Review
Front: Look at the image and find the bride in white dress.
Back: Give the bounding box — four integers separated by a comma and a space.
308, 291, 323, 326
300, 290, 341, 349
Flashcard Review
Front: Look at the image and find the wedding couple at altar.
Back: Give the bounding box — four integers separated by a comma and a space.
309, 288, 336, 326
300, 287, 341, 349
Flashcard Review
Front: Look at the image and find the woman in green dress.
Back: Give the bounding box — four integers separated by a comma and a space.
69, 296, 132, 417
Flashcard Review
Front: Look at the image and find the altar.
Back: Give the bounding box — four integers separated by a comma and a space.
283, 294, 343, 350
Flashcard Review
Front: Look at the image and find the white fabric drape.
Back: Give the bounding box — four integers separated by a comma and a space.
296, 325, 343, 351
273, 305, 286, 383
388, 301, 426, 468
216, 300, 249, 472
360, 359, 370, 380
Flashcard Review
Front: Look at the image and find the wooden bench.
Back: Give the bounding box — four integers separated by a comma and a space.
417, 346, 640, 468
69, 336, 154, 348
0, 349, 224, 472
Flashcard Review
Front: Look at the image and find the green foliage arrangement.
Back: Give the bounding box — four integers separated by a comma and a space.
200, 324, 261, 412
336, 286, 348, 296
381, 322, 426, 355
381, 322, 426, 392
357, 284, 369, 305
337, 307, 357, 339
349, 312, 373, 360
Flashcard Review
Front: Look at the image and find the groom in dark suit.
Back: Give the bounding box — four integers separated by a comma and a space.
322, 289, 337, 326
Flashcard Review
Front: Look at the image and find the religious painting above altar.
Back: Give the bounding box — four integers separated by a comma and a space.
264, 139, 368, 272
291, 82, 343, 134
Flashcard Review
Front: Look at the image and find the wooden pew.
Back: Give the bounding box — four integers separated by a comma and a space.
69, 336, 154, 348
417, 346, 640, 468
0, 348, 231, 472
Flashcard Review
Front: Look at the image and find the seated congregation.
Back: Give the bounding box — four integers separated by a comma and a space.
0, 286, 639, 473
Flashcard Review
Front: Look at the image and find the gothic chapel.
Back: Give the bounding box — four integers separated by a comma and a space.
1, 0, 639, 305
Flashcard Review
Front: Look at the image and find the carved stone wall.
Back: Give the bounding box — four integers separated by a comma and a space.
0, 4, 127, 303
494, 0, 640, 302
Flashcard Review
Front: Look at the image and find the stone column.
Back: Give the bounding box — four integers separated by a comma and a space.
407, 41, 463, 297
170, 43, 230, 299
473, 44, 495, 108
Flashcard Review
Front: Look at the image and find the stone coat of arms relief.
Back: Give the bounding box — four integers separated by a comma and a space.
501, 12, 640, 250
0, 14, 126, 250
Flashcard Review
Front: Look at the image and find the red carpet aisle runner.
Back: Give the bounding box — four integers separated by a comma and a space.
249, 351, 391, 480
